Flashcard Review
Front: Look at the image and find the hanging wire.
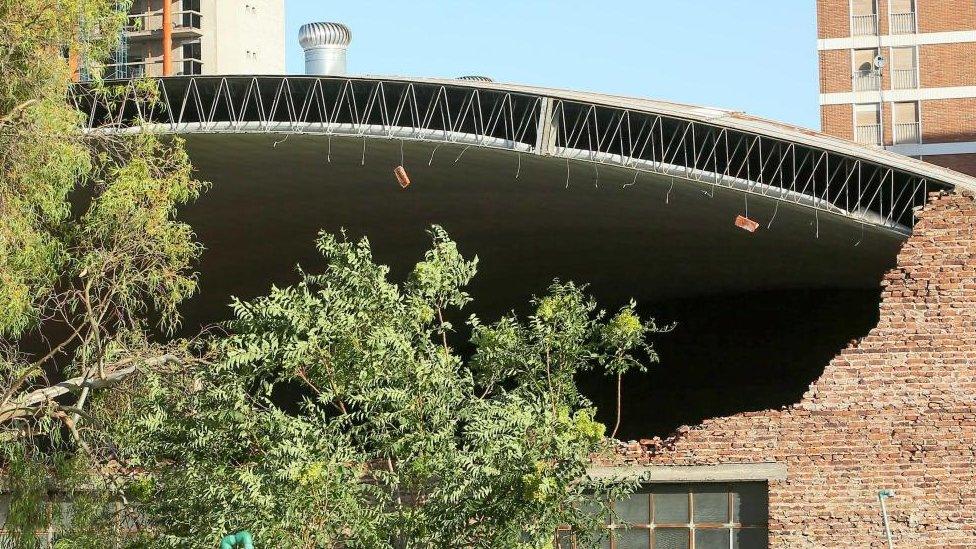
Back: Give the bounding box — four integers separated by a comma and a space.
624, 170, 639, 189
361, 137, 366, 166
326, 134, 332, 163
593, 165, 600, 188
400, 139, 405, 166
428, 143, 442, 166
272, 133, 289, 148
666, 176, 674, 204
768, 201, 780, 229
515, 152, 522, 180
565, 159, 571, 189
454, 145, 471, 163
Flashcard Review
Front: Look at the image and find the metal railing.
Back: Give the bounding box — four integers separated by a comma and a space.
893, 122, 920, 145
890, 12, 916, 34
102, 58, 203, 78
176, 10, 202, 30
891, 68, 917, 89
852, 14, 878, 35
856, 124, 882, 146
854, 70, 882, 92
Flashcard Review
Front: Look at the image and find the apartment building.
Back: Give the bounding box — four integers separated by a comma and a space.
817, 0, 976, 176
99, 0, 285, 79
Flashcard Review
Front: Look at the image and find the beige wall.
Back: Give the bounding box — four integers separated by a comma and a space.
202, 0, 285, 75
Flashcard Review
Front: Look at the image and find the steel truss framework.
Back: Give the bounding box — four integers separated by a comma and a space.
71, 76, 956, 235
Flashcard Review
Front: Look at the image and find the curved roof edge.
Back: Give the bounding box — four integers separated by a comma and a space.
360, 75, 976, 194
73, 74, 976, 236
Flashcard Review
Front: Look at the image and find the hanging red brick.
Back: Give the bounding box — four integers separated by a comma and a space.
394, 165, 411, 189
735, 215, 760, 233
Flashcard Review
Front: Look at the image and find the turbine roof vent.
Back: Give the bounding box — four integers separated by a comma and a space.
456, 75, 494, 83
299, 22, 352, 49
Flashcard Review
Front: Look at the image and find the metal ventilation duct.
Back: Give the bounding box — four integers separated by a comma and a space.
299, 22, 352, 76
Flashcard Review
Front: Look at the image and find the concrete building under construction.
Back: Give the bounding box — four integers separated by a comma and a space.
93, 0, 285, 79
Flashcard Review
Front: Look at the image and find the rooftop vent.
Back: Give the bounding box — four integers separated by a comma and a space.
299, 22, 352, 76
456, 75, 494, 83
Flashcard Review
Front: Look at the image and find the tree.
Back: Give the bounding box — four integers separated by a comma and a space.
89, 227, 661, 548
1, 1, 205, 545
1, 3, 665, 547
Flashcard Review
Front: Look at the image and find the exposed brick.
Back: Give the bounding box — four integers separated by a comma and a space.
821, 104, 854, 141
918, 0, 976, 33
923, 154, 976, 178
601, 193, 976, 548
817, 0, 851, 40
920, 43, 976, 88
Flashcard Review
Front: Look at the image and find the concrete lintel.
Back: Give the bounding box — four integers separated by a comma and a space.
587, 462, 787, 483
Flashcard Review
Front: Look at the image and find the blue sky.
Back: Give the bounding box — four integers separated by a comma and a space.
285, 1, 820, 129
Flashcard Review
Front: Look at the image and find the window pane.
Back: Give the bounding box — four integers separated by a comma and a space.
852, 0, 876, 15
696, 528, 731, 549
616, 492, 650, 526
890, 0, 913, 12
615, 528, 649, 549
580, 499, 611, 526
855, 104, 880, 125
555, 529, 575, 549
733, 528, 768, 549
732, 484, 768, 526
693, 487, 729, 524
653, 486, 689, 524
894, 102, 918, 124
891, 47, 916, 70
653, 528, 690, 549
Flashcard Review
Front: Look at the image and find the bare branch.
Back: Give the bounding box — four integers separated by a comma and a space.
0, 354, 182, 424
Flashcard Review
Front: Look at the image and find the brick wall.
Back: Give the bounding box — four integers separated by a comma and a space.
921, 98, 976, 143
606, 192, 976, 547
819, 49, 852, 94
821, 104, 854, 140
918, 0, 976, 33
817, 0, 850, 39
923, 154, 976, 178
920, 43, 976, 88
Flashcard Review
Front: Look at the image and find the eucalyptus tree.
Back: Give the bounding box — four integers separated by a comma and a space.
1, 1, 204, 545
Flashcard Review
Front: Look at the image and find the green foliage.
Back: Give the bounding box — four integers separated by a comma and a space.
1, 1, 205, 546
100, 227, 660, 548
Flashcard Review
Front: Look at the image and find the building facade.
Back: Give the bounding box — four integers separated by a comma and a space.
103, 0, 284, 78
817, 0, 976, 176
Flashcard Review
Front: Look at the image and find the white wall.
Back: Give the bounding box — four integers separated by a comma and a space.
202, 0, 285, 75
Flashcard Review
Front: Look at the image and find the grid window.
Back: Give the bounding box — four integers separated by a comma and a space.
596, 483, 769, 549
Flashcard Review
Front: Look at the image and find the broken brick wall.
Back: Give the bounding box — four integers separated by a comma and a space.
616, 192, 976, 547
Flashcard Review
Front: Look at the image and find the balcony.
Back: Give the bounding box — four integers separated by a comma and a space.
856, 124, 882, 146
893, 122, 921, 145
891, 68, 918, 89
853, 70, 881, 92
890, 12, 917, 34
852, 14, 878, 36
101, 60, 146, 79
123, 10, 202, 39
